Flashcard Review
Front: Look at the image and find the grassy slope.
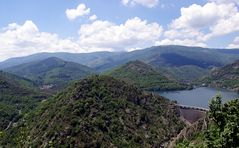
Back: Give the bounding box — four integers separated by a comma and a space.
105, 61, 190, 91
2, 76, 185, 147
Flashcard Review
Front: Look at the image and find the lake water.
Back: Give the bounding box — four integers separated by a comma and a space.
157, 87, 239, 108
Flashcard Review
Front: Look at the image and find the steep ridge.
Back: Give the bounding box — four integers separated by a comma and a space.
106, 60, 190, 91
2, 76, 185, 147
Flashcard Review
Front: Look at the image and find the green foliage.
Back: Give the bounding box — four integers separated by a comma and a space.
176, 95, 239, 148
205, 95, 239, 147
105, 60, 191, 91
1, 75, 184, 147
0, 71, 48, 131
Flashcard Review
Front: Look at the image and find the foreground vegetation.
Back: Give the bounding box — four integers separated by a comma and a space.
0, 75, 184, 147
0, 71, 48, 131
176, 95, 239, 147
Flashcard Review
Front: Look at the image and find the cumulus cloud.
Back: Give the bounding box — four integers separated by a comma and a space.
89, 15, 97, 21
66, 4, 90, 20
209, 0, 239, 4
170, 3, 225, 30
0, 20, 84, 61
228, 36, 239, 48
159, 2, 239, 47
78, 17, 163, 50
122, 0, 159, 8
0, 18, 163, 61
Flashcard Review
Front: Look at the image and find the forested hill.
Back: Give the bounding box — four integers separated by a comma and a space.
106, 60, 190, 91
199, 60, 239, 91
1, 76, 184, 147
5, 57, 95, 90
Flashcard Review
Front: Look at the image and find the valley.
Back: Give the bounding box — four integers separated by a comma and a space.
1, 1, 239, 147
0, 45, 238, 147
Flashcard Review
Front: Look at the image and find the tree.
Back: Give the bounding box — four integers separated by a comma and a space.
206, 95, 239, 147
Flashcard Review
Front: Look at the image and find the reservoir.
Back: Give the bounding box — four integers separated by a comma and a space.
157, 87, 239, 108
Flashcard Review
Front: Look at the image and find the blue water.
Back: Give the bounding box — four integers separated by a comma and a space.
157, 87, 239, 108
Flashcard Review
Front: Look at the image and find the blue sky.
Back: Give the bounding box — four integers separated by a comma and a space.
0, 0, 204, 37
0, 0, 239, 61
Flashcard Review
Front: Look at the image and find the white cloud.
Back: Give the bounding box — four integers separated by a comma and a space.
122, 0, 159, 8
209, 0, 239, 4
170, 3, 235, 30
0, 18, 163, 61
0, 20, 85, 61
78, 17, 163, 50
161, 2, 239, 47
66, 4, 90, 20
228, 36, 239, 48
89, 15, 97, 21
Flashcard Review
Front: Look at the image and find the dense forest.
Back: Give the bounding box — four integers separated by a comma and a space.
0, 76, 184, 147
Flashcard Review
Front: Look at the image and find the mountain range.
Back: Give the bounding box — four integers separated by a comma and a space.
5, 57, 95, 91
1, 45, 239, 82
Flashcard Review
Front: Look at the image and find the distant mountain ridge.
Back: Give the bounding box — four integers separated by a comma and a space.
106, 60, 190, 91
5, 57, 95, 90
1, 45, 239, 81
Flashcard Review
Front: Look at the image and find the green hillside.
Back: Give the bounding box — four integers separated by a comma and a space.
5, 57, 95, 90
0, 71, 47, 131
105, 60, 190, 91
198, 60, 239, 91
1, 76, 184, 147
157, 65, 209, 83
